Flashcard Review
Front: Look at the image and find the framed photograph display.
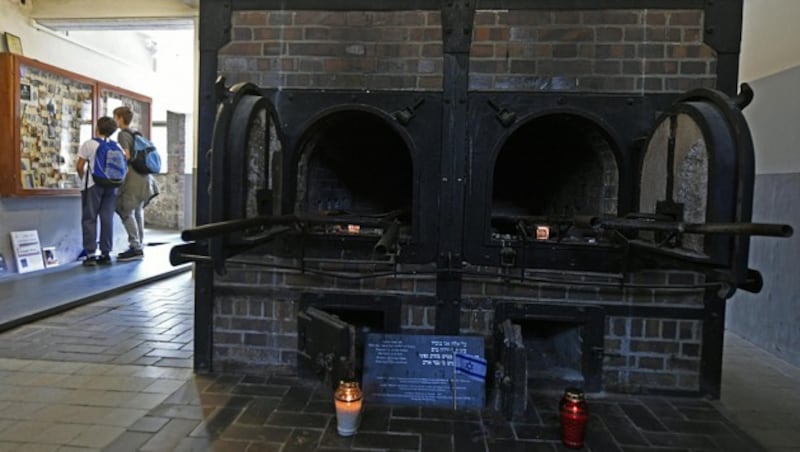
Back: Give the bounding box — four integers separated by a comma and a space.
98, 83, 152, 138
4, 33, 22, 55
0, 54, 143, 196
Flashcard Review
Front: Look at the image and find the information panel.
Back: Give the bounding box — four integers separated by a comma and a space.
10, 230, 44, 274
362, 333, 485, 409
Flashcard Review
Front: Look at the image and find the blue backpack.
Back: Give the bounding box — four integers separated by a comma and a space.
90, 138, 127, 187
129, 131, 162, 174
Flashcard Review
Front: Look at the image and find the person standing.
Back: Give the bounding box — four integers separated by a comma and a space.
77, 116, 122, 266
113, 105, 160, 261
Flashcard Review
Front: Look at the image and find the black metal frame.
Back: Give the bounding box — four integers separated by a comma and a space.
195, 0, 747, 396
263, 89, 442, 265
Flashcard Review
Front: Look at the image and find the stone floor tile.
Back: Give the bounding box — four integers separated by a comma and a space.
351, 431, 420, 451
391, 406, 420, 418
0, 403, 46, 421
355, 405, 390, 432
420, 406, 480, 421
99, 431, 152, 452
421, 433, 453, 452
317, 423, 353, 450
66, 425, 125, 449
302, 399, 335, 415
645, 431, 717, 449
202, 407, 243, 439
0, 359, 28, 371
59, 390, 132, 408
231, 383, 290, 398
10, 443, 60, 452
147, 403, 207, 421
390, 418, 453, 436
599, 415, 649, 446
618, 402, 668, 432
754, 428, 800, 449
118, 392, 171, 411
276, 386, 314, 412
619, 447, 687, 452
94, 408, 150, 428
219, 425, 293, 443
179, 437, 253, 452
138, 418, 201, 452
493, 439, 561, 451
265, 411, 330, 429
242, 442, 282, 452
153, 358, 192, 368
82, 375, 155, 392
0, 421, 55, 442
128, 416, 170, 433
35, 405, 106, 424
35, 423, 88, 445
282, 428, 322, 452
453, 420, 487, 452
236, 397, 281, 425
141, 378, 186, 394
512, 423, 560, 442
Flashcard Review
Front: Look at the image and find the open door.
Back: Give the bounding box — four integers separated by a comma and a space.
636, 86, 755, 287
297, 307, 357, 389
170, 80, 289, 273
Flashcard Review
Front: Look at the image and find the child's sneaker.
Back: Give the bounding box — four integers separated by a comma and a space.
96, 255, 112, 265
117, 248, 144, 261
82, 256, 97, 267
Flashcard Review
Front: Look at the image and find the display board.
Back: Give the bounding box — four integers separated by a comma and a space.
10, 230, 44, 273
362, 334, 486, 409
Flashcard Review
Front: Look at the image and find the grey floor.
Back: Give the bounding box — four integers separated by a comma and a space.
0, 240, 797, 451
0, 229, 189, 331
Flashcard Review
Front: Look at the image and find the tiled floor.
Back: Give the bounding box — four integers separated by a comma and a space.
0, 272, 797, 451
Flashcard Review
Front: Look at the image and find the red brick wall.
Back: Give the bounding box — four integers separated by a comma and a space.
219, 8, 715, 92
213, 259, 705, 393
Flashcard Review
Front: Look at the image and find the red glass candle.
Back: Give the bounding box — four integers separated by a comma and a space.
559, 387, 588, 449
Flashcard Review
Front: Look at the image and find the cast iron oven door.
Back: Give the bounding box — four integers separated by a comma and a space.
634, 87, 756, 287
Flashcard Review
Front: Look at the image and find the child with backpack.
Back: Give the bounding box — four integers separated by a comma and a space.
76, 116, 127, 266
113, 106, 160, 261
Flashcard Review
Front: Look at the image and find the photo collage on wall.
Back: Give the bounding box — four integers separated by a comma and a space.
18, 64, 93, 190
100, 90, 149, 139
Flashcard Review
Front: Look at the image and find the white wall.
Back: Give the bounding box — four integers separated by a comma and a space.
0, 1, 156, 95
740, 0, 800, 83
741, 67, 800, 175
738, 0, 800, 175
727, 0, 800, 366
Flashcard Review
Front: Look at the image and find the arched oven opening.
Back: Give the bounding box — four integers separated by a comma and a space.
490, 114, 619, 241
296, 110, 413, 219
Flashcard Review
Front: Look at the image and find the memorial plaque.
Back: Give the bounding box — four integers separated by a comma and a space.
362, 333, 486, 409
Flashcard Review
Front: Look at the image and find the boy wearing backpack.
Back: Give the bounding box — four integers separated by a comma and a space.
76, 116, 126, 266
113, 106, 160, 261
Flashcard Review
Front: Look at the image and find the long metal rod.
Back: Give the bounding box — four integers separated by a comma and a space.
181, 212, 402, 241
592, 218, 792, 237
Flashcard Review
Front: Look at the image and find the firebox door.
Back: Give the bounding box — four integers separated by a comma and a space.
636, 86, 757, 286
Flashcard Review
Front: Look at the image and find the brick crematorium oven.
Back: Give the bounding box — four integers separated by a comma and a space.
175, 0, 793, 410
